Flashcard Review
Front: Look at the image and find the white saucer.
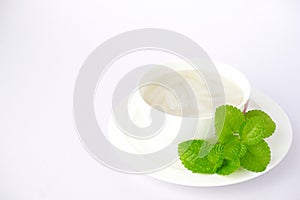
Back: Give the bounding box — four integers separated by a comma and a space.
108, 89, 293, 186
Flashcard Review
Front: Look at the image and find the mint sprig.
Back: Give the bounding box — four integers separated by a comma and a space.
178, 105, 276, 175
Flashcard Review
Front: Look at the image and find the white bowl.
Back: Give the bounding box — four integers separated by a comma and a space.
108, 61, 251, 154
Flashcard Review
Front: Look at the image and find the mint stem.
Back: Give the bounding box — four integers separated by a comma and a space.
242, 100, 249, 114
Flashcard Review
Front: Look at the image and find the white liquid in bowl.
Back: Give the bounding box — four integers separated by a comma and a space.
140, 69, 244, 117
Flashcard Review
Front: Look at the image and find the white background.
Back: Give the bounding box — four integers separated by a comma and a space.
1, 0, 300, 199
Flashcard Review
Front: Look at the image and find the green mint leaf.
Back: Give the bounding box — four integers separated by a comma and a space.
240, 140, 271, 172
239, 143, 247, 158
215, 105, 245, 143
245, 110, 276, 138
240, 116, 265, 145
207, 143, 224, 163
216, 157, 240, 175
178, 140, 223, 174
198, 140, 215, 158
222, 135, 242, 159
